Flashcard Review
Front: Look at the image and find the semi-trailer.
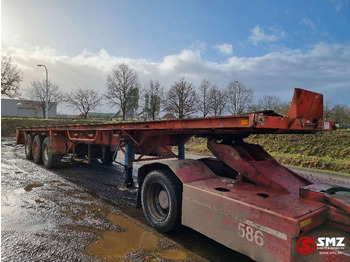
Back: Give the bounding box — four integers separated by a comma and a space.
16, 88, 350, 261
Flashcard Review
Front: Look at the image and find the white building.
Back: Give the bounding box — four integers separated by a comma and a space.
1, 99, 57, 118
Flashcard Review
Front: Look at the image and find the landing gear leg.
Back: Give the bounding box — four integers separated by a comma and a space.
125, 138, 135, 188
178, 143, 185, 159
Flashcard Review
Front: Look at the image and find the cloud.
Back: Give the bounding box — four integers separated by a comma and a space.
310, 42, 342, 56
300, 18, 316, 31
249, 25, 285, 45
189, 42, 207, 53
329, 0, 350, 11
213, 43, 233, 55
2, 41, 350, 114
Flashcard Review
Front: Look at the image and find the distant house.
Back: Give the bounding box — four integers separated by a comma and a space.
1, 99, 57, 118
161, 113, 176, 119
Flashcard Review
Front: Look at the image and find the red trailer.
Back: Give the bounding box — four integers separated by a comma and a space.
16, 88, 349, 262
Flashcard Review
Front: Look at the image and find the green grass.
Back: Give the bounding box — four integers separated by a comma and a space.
271, 153, 350, 174
186, 130, 350, 174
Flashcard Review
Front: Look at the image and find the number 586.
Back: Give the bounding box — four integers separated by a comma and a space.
238, 223, 264, 246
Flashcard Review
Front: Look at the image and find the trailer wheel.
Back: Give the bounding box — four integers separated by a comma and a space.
141, 169, 182, 233
32, 135, 43, 163
101, 146, 113, 164
25, 134, 33, 160
42, 137, 62, 168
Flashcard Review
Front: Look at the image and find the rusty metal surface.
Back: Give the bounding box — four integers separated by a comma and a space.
16, 89, 335, 149
16, 113, 332, 137
185, 178, 324, 219
161, 159, 217, 183
288, 88, 323, 121
182, 181, 298, 262
15, 89, 335, 170
171, 139, 350, 262
182, 176, 349, 262
207, 139, 310, 195
300, 183, 350, 230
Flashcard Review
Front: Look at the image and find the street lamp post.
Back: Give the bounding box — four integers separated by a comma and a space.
37, 64, 49, 119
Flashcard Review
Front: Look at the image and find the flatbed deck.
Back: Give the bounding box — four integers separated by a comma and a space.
16, 112, 334, 134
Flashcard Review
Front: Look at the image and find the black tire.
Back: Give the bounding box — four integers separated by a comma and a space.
101, 146, 114, 164
42, 137, 62, 168
75, 153, 86, 159
141, 169, 182, 233
25, 134, 33, 160
32, 135, 43, 164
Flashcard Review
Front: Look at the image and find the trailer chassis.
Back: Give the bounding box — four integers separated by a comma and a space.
16, 88, 349, 261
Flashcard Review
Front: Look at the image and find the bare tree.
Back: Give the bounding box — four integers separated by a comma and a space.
247, 103, 261, 112
25, 80, 64, 118
332, 104, 350, 126
259, 95, 281, 111
144, 80, 163, 120
226, 81, 254, 115
278, 102, 290, 116
249, 95, 288, 114
166, 78, 198, 118
1, 55, 23, 98
208, 85, 227, 116
106, 63, 140, 120
65, 88, 102, 119
323, 99, 334, 121
198, 79, 211, 117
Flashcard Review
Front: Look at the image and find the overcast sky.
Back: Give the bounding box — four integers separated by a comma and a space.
2, 0, 350, 114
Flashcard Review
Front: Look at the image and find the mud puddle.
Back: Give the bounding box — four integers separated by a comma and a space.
2, 183, 44, 215
24, 183, 44, 191
70, 211, 190, 261
61, 190, 196, 261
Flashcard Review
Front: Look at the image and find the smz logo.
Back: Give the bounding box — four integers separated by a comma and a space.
297, 236, 345, 255
317, 237, 345, 248
297, 236, 316, 255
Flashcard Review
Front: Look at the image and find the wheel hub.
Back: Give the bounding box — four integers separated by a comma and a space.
33, 143, 38, 156
43, 145, 48, 162
158, 190, 169, 209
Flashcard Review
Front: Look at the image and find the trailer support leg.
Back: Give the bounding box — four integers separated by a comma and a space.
125, 138, 135, 188
178, 143, 185, 159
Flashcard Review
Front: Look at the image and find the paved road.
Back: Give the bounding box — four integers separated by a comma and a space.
288, 166, 350, 186
2, 140, 349, 261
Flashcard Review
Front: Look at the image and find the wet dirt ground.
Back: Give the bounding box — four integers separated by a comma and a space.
2, 139, 349, 262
